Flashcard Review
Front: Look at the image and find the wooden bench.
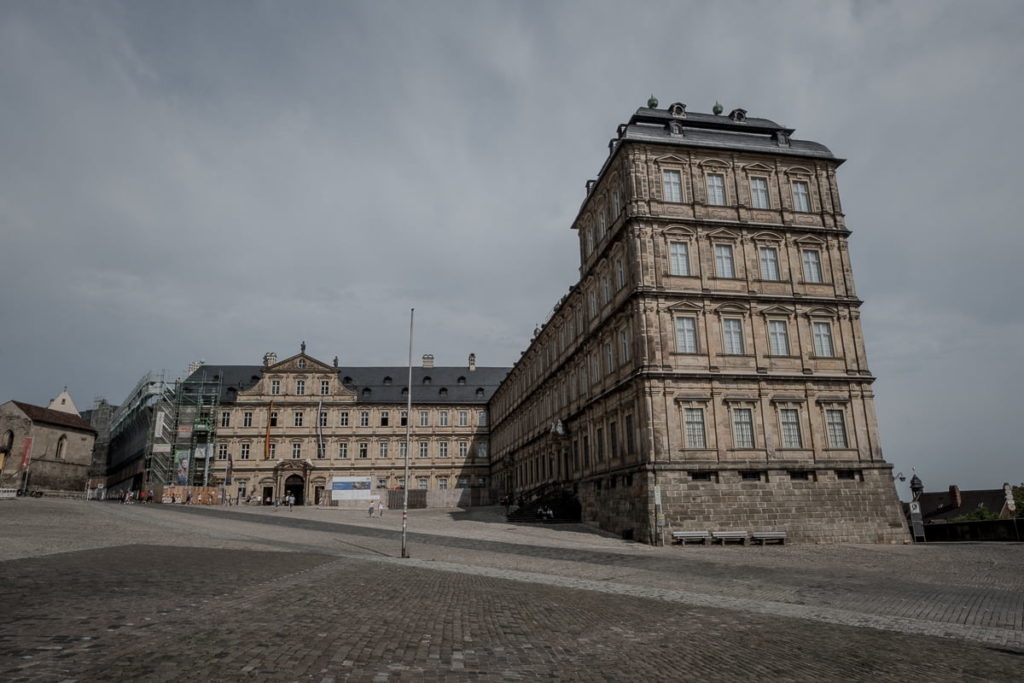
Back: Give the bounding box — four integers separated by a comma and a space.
711, 530, 748, 545
751, 531, 787, 545
671, 530, 710, 545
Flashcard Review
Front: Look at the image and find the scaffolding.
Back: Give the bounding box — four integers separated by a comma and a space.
172, 367, 221, 487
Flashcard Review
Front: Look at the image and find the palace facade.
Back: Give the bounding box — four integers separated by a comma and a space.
487, 101, 908, 543
184, 349, 506, 506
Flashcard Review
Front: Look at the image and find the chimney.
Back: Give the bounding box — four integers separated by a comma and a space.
422, 354, 434, 369
949, 485, 962, 509
468, 353, 477, 372
263, 352, 277, 367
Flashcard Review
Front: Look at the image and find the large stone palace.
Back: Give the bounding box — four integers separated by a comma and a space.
487, 100, 907, 543
94, 100, 907, 544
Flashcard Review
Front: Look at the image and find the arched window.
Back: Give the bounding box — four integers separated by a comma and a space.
1, 430, 13, 455
55, 435, 67, 461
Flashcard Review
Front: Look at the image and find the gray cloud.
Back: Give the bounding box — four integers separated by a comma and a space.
2, 1, 1021, 495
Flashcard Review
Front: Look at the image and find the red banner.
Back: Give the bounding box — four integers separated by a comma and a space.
19, 437, 33, 470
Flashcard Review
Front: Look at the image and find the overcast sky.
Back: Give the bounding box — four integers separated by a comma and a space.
1, 1, 1021, 497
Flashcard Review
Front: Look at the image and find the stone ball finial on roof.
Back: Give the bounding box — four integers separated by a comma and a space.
713, 101, 723, 116
647, 94, 658, 108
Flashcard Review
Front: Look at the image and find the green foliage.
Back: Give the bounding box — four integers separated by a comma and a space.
952, 506, 1000, 523
1013, 485, 1023, 518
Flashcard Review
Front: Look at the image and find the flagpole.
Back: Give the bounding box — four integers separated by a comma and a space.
401, 308, 414, 559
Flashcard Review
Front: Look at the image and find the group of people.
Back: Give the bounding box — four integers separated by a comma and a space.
271, 493, 297, 510
536, 505, 555, 520
119, 489, 155, 504
368, 501, 385, 518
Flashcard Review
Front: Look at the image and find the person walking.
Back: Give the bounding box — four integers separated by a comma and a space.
377, 501, 384, 518
368, 502, 375, 518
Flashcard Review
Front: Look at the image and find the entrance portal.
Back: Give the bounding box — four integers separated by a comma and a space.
262, 486, 273, 505
284, 474, 304, 506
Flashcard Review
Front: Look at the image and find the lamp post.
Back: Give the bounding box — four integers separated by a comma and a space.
401, 308, 414, 559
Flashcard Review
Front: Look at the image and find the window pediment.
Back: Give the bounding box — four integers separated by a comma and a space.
759, 304, 795, 317
784, 166, 813, 177
751, 231, 783, 243
805, 306, 838, 319
664, 225, 695, 237
713, 302, 749, 315
707, 227, 741, 241
742, 162, 773, 173
655, 154, 688, 166
794, 235, 826, 246
698, 158, 729, 169
667, 300, 704, 313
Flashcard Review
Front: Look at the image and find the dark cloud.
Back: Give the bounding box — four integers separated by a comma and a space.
1, 1, 1021, 493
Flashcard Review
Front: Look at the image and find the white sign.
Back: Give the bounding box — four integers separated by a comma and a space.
909, 501, 921, 514
654, 485, 662, 506
331, 476, 374, 500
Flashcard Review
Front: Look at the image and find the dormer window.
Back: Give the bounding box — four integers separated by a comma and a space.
457, 376, 466, 385
362, 388, 372, 397
728, 108, 747, 122
475, 388, 485, 398
668, 102, 686, 118
383, 376, 393, 385
343, 376, 353, 384
423, 376, 432, 385
439, 388, 448, 397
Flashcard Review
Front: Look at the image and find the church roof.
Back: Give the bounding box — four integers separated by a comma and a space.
9, 401, 97, 434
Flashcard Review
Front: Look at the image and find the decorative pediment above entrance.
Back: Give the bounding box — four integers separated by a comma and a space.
274, 459, 313, 475
268, 353, 334, 373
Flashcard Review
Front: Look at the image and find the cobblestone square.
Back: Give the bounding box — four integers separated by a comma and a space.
0, 499, 1021, 681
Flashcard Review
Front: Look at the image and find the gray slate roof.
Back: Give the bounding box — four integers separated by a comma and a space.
184, 365, 510, 405
616, 106, 838, 162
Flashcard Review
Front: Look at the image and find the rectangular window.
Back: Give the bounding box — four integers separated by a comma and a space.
813, 322, 835, 357
318, 411, 328, 427
293, 411, 303, 427
589, 290, 598, 318
605, 342, 614, 371
292, 443, 301, 459
789, 470, 810, 481
243, 412, 253, 427
733, 408, 754, 449
419, 441, 429, 458
458, 411, 468, 427
359, 411, 369, 427
338, 442, 348, 459
662, 169, 682, 202
458, 441, 468, 458
295, 380, 305, 395
722, 318, 744, 355
217, 443, 228, 460
377, 477, 388, 489
684, 408, 706, 448
271, 380, 280, 395
625, 414, 635, 454
267, 443, 275, 460
792, 181, 811, 212
669, 242, 689, 276
582, 435, 590, 466
609, 422, 619, 459
438, 477, 448, 490
802, 249, 823, 283
417, 477, 428, 490
780, 408, 802, 449
477, 443, 488, 460
768, 320, 790, 356
419, 411, 429, 427
759, 246, 780, 281
380, 411, 389, 427
826, 409, 848, 448
339, 411, 349, 427
439, 442, 449, 458
750, 177, 770, 209
714, 244, 735, 278
317, 442, 326, 459
619, 330, 631, 363
400, 411, 408, 427
220, 411, 230, 427
457, 476, 469, 489
379, 442, 388, 459
399, 441, 407, 459
741, 471, 762, 482
240, 443, 250, 460
270, 411, 278, 427
439, 411, 449, 426
616, 258, 625, 289
320, 380, 330, 395
358, 442, 368, 459
706, 173, 726, 205
836, 469, 858, 481
595, 427, 604, 462
675, 317, 698, 353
